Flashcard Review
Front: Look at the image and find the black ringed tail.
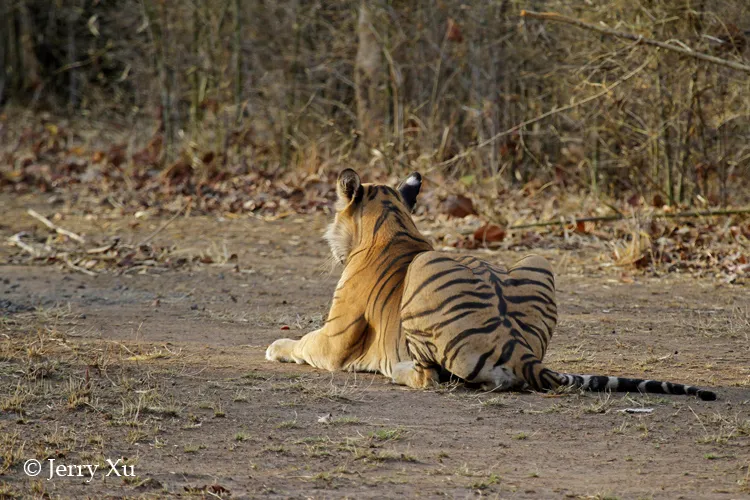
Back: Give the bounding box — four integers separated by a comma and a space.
541, 369, 716, 401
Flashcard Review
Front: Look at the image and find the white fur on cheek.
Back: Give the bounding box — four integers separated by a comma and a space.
324, 220, 353, 265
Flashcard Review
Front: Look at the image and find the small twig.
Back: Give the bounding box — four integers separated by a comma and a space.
687, 405, 709, 436
63, 257, 97, 277
520, 10, 750, 74
136, 201, 192, 247
86, 239, 120, 254
27, 209, 86, 243
510, 207, 750, 230
7, 232, 42, 257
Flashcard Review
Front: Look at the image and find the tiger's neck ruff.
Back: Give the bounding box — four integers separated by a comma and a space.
266, 169, 717, 401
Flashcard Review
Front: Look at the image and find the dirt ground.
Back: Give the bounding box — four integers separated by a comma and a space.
1, 193, 749, 499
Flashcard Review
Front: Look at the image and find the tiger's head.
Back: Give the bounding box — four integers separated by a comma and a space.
324, 168, 428, 266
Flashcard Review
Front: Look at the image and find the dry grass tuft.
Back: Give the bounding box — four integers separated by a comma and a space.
611, 225, 652, 268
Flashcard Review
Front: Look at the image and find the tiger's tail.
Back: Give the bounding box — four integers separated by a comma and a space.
543, 369, 717, 401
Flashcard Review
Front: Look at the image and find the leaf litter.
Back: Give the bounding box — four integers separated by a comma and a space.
1, 111, 747, 283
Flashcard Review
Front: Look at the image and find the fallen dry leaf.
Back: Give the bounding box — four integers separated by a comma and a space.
442, 195, 476, 218
473, 223, 506, 244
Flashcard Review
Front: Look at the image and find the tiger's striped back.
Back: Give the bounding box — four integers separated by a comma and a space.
401, 252, 557, 391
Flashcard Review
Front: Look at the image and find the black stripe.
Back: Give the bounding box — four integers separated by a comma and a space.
526, 304, 558, 325
445, 342, 465, 369
587, 376, 611, 391
367, 251, 417, 304
378, 272, 407, 317
424, 341, 438, 356
509, 328, 535, 352
402, 297, 488, 323
375, 237, 428, 271
369, 261, 410, 313
372, 206, 394, 237
539, 368, 560, 389
511, 318, 545, 344
403, 328, 433, 338
353, 185, 364, 204
428, 309, 483, 332
382, 186, 399, 198
504, 293, 555, 306
444, 318, 501, 356
466, 347, 496, 381
374, 248, 424, 278
491, 339, 519, 370
522, 358, 543, 390
509, 265, 554, 279
367, 186, 379, 201
347, 246, 368, 262
324, 314, 343, 324
644, 380, 667, 394
666, 382, 685, 395
425, 290, 495, 315
401, 265, 466, 310
328, 314, 365, 336
443, 300, 491, 316
423, 256, 461, 266
433, 277, 491, 294
501, 277, 555, 294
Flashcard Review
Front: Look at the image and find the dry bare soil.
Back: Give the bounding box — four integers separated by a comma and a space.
1, 194, 749, 499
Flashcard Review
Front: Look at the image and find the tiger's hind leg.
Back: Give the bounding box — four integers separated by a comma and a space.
391, 361, 440, 389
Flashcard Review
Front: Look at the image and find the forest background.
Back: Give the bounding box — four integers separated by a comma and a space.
1, 0, 749, 279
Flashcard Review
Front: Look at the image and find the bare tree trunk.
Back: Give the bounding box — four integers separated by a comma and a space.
18, 0, 40, 93
354, 1, 385, 149
160, 2, 173, 163
680, 65, 699, 204
233, 0, 242, 124
657, 60, 675, 205
190, 0, 201, 139
281, 0, 301, 169
0, 5, 7, 104
590, 127, 600, 195
67, 4, 78, 109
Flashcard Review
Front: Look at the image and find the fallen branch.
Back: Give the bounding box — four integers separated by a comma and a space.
510, 207, 750, 230
520, 10, 750, 74
27, 209, 86, 243
430, 55, 653, 170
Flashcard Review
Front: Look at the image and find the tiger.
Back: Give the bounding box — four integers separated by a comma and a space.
265, 168, 717, 401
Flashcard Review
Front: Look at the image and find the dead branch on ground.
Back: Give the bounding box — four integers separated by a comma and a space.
510, 207, 750, 230
27, 209, 86, 243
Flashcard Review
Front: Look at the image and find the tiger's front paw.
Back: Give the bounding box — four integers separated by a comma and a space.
265, 338, 302, 364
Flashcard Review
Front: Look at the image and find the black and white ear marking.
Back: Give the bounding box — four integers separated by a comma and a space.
336, 168, 362, 203
398, 172, 422, 211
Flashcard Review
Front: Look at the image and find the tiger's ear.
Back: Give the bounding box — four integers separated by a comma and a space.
398, 172, 422, 211
336, 168, 362, 206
